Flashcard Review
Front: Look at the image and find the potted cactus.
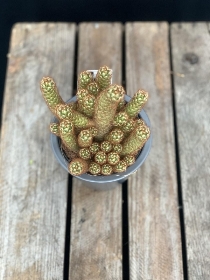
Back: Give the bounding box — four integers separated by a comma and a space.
40, 66, 152, 189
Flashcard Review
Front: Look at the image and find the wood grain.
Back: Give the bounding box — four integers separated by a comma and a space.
0, 23, 76, 279
126, 22, 183, 279
69, 23, 123, 280
171, 22, 210, 280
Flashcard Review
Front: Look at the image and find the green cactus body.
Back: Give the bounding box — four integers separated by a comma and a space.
68, 158, 89, 175
120, 125, 150, 156
112, 143, 122, 153
101, 164, 113, 175
107, 152, 120, 165
95, 66, 112, 90
117, 99, 126, 112
106, 128, 124, 144
94, 151, 107, 165
87, 82, 100, 96
88, 127, 98, 137
113, 160, 127, 173
79, 148, 91, 160
113, 112, 129, 127
79, 95, 95, 117
123, 155, 136, 166
78, 129, 93, 148
59, 120, 79, 154
76, 88, 89, 100
40, 77, 64, 114
100, 141, 112, 153
124, 89, 148, 118
94, 85, 125, 140
55, 104, 72, 121
89, 142, 100, 155
89, 162, 101, 175
78, 71, 93, 89
67, 109, 95, 129
61, 142, 77, 161
121, 119, 136, 134
134, 118, 146, 127
49, 123, 60, 136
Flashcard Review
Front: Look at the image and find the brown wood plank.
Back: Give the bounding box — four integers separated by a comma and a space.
126, 22, 183, 279
171, 22, 210, 280
0, 23, 76, 279
69, 23, 123, 280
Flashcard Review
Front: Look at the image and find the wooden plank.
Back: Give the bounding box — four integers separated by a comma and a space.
69, 23, 123, 280
171, 22, 210, 280
0, 23, 76, 279
126, 22, 183, 279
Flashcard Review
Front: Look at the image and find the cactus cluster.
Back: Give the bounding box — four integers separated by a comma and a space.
40, 66, 150, 176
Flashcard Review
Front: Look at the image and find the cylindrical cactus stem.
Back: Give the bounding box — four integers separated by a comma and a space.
87, 82, 100, 96
78, 129, 93, 148
94, 85, 125, 140
134, 118, 146, 127
49, 123, 60, 136
78, 95, 95, 118
89, 162, 101, 175
123, 155, 136, 166
94, 151, 107, 165
124, 89, 148, 118
106, 128, 124, 144
59, 120, 79, 154
120, 124, 150, 156
55, 104, 72, 121
61, 107, 95, 129
61, 142, 77, 161
95, 66, 112, 90
100, 141, 112, 153
40, 77, 64, 114
112, 143, 122, 153
88, 126, 98, 137
117, 99, 126, 112
76, 88, 89, 100
68, 158, 89, 176
121, 119, 136, 134
113, 112, 129, 127
113, 160, 127, 173
101, 164, 113, 175
89, 142, 100, 155
79, 148, 91, 160
77, 71, 93, 89
107, 152, 120, 165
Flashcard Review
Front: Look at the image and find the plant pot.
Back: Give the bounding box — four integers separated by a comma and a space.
50, 95, 152, 190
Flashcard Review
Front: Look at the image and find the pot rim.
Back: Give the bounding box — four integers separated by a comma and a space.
50, 95, 152, 183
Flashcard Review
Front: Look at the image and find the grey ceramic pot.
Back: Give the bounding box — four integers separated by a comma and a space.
50, 95, 152, 190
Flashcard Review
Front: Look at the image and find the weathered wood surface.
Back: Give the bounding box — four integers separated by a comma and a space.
0, 23, 75, 279
69, 23, 123, 280
126, 22, 183, 279
171, 22, 210, 280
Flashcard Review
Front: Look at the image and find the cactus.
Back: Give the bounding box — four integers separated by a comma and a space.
49, 123, 60, 136
68, 158, 89, 175
95, 66, 112, 90
41, 66, 150, 176
101, 164, 113, 175
124, 89, 148, 118
40, 77, 64, 114
59, 120, 79, 154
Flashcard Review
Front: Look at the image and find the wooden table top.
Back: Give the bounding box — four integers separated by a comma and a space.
0, 22, 209, 280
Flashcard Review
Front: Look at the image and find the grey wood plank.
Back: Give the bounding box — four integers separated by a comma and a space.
171, 22, 210, 280
126, 22, 183, 280
69, 23, 123, 280
0, 23, 76, 279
